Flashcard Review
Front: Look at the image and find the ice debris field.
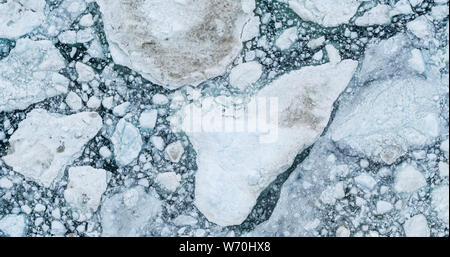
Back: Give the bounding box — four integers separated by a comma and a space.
0, 0, 449, 237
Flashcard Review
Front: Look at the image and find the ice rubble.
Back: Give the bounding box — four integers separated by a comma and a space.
0, 38, 68, 113
97, 0, 259, 89
287, 0, 362, 27
100, 186, 162, 237
0, 0, 46, 39
64, 166, 108, 213
329, 34, 444, 165
111, 119, 143, 166
174, 46, 358, 226
2, 109, 103, 187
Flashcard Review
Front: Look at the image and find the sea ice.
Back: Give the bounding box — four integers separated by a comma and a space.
288, 0, 362, 27
100, 186, 162, 237
64, 166, 108, 213
97, 0, 258, 89
0, 214, 26, 237
174, 52, 358, 226
0, 38, 68, 112
111, 119, 143, 166
0, 0, 46, 38
2, 109, 103, 187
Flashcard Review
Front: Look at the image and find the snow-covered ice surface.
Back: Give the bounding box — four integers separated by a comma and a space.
0, 0, 448, 237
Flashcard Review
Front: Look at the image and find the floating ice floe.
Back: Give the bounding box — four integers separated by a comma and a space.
156, 172, 181, 192
394, 163, 426, 193
276, 27, 298, 50
0, 0, 46, 39
64, 166, 108, 213
229, 61, 263, 90
0, 38, 68, 112
355, 4, 393, 26
97, 0, 259, 89
2, 109, 103, 187
287, 0, 362, 27
403, 214, 430, 237
100, 186, 162, 237
329, 34, 443, 164
0, 214, 26, 237
111, 119, 143, 166
173, 46, 358, 226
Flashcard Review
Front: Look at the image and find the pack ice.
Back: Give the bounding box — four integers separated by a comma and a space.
0, 38, 68, 112
97, 0, 259, 89
2, 109, 103, 187
329, 34, 444, 164
174, 47, 358, 226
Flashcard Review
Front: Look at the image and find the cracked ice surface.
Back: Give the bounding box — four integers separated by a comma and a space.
0, 0, 448, 238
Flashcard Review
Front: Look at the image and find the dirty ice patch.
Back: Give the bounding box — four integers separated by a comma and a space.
173, 51, 358, 226
97, 0, 259, 89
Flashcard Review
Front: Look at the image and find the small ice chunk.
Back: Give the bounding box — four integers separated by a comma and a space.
229, 61, 263, 90
336, 226, 351, 237
403, 214, 430, 237
376, 200, 393, 214
99, 146, 112, 159
64, 166, 108, 213
79, 13, 94, 27
156, 172, 181, 192
65, 91, 83, 111
51, 220, 66, 236
276, 27, 298, 50
173, 215, 197, 226
151, 136, 165, 151
165, 141, 185, 163
307, 36, 325, 49
112, 102, 130, 117
139, 110, 158, 130
394, 164, 426, 193
87, 96, 101, 109
111, 119, 143, 166
0, 177, 13, 189
76, 62, 95, 83
354, 173, 377, 190
152, 94, 169, 105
